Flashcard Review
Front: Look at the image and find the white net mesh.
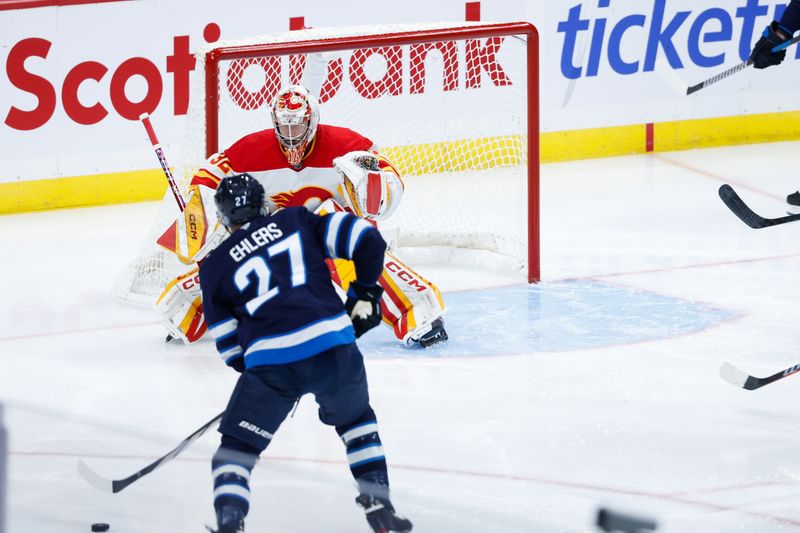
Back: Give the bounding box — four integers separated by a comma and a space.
118, 22, 535, 304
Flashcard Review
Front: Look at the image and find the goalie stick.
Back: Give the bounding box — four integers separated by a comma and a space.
77, 411, 223, 493
719, 361, 800, 390
140, 112, 186, 212
718, 184, 800, 228
686, 35, 800, 95
140, 113, 192, 344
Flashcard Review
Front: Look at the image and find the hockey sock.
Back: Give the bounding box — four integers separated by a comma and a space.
211, 436, 260, 520
336, 407, 390, 500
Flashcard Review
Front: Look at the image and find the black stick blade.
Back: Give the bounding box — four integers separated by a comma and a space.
718, 184, 766, 228
718, 184, 800, 229
686, 83, 704, 95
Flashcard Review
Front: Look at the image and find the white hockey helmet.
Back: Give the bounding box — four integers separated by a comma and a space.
270, 85, 319, 167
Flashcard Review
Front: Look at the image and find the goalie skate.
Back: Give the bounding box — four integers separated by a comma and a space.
415, 318, 448, 348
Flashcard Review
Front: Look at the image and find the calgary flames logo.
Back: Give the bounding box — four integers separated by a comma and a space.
271, 186, 333, 208
276, 91, 306, 111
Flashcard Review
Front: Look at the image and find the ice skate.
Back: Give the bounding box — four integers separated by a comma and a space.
356, 494, 413, 533
205, 506, 245, 533
416, 318, 448, 348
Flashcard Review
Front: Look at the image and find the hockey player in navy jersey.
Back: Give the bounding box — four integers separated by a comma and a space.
748, 0, 800, 209
750, 0, 800, 70
199, 174, 412, 533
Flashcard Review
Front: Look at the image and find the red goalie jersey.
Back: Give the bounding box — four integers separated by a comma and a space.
199, 124, 383, 214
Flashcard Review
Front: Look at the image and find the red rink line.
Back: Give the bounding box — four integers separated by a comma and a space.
667, 480, 793, 496
582, 252, 800, 281
442, 251, 800, 294
0, 320, 159, 342
655, 153, 786, 202
10, 448, 800, 527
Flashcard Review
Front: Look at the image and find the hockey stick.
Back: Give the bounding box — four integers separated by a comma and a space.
77, 411, 224, 493
140, 112, 186, 212
687, 35, 800, 95
140, 112, 189, 344
718, 184, 800, 228
720, 361, 800, 390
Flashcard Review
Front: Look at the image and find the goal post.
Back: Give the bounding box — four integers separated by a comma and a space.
118, 21, 539, 304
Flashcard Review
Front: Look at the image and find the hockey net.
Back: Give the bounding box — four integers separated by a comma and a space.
117, 21, 539, 304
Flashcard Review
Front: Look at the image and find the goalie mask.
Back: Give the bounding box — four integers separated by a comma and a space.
214, 173, 268, 232
271, 85, 319, 168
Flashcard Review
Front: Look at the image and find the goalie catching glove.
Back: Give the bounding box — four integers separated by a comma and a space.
335, 151, 404, 220
345, 281, 384, 338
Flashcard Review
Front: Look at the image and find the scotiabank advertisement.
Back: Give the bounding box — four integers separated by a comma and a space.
1, 0, 799, 186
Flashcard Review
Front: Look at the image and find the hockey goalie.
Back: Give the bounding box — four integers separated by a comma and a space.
155, 84, 448, 348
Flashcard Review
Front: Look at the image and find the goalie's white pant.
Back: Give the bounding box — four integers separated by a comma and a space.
328, 251, 446, 345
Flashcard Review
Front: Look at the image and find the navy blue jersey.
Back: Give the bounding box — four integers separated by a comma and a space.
781, 0, 800, 34
198, 207, 386, 368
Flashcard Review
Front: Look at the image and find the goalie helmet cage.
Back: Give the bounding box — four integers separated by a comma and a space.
118, 21, 539, 304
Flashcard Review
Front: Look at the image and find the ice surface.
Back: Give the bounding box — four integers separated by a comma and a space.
3, 142, 800, 531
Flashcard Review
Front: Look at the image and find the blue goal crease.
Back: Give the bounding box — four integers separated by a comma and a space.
354, 280, 734, 358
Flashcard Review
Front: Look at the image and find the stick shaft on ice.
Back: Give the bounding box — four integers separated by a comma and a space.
78, 411, 224, 493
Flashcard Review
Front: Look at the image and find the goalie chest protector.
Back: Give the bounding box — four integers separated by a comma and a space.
223, 124, 374, 214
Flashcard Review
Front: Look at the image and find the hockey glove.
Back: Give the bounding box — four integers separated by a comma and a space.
345, 281, 384, 338
750, 21, 791, 69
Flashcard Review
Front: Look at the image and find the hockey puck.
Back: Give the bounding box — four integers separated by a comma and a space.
91, 523, 110, 532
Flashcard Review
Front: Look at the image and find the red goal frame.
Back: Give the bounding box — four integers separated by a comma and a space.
202, 22, 540, 282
